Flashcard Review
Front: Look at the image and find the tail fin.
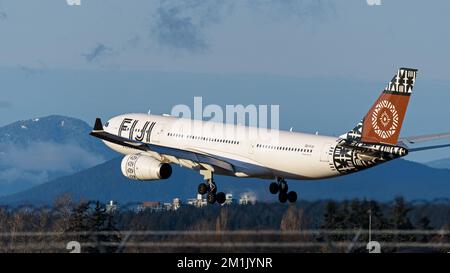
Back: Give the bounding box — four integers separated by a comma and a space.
342, 68, 418, 145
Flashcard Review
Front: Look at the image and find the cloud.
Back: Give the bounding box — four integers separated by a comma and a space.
0, 142, 105, 185
149, 0, 334, 52
150, 0, 231, 52
17, 61, 47, 77
152, 6, 207, 52
125, 35, 140, 49
18, 65, 44, 76
83, 43, 114, 63
0, 101, 11, 108
81, 36, 140, 64
0, 169, 50, 186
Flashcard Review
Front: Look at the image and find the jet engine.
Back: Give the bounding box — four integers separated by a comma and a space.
121, 154, 172, 181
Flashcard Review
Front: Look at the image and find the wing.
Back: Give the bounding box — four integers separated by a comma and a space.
90, 118, 235, 172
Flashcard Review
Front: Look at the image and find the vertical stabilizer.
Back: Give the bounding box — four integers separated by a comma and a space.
341, 68, 418, 145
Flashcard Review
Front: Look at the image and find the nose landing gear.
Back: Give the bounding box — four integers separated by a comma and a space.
269, 178, 297, 203
198, 170, 226, 205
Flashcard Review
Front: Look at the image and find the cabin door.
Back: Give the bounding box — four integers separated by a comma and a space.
320, 143, 334, 162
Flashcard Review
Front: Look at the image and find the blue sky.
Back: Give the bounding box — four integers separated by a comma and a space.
1, 0, 450, 162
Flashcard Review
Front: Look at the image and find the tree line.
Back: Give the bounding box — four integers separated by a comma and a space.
0, 194, 449, 252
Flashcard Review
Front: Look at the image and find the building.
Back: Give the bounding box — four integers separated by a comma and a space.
239, 194, 256, 205
106, 200, 117, 213
187, 194, 207, 208
223, 194, 233, 205
136, 194, 243, 210
137, 201, 164, 212
172, 198, 181, 210
163, 198, 182, 211
138, 198, 182, 212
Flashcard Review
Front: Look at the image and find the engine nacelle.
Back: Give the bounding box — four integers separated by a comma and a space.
121, 154, 172, 181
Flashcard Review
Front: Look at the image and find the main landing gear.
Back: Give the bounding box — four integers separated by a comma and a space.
269, 177, 297, 203
198, 170, 226, 205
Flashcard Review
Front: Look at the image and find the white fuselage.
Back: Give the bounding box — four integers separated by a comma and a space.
102, 113, 342, 181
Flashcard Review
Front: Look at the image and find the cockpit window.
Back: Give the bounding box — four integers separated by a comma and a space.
104, 122, 109, 128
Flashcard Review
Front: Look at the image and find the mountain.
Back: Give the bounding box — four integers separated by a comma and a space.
0, 115, 116, 196
1, 157, 450, 206
425, 158, 450, 170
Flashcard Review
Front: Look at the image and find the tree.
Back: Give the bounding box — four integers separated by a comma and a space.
417, 216, 433, 243
88, 201, 121, 253
322, 201, 338, 229
280, 205, 302, 231
52, 194, 74, 234
390, 197, 415, 243
66, 201, 91, 245
320, 200, 341, 249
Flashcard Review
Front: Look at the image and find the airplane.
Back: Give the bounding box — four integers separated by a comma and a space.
90, 68, 450, 204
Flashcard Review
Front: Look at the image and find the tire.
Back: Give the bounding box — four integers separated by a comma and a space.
269, 182, 279, 194
287, 191, 297, 203
198, 183, 208, 195
207, 192, 216, 204
216, 192, 226, 204
279, 192, 288, 203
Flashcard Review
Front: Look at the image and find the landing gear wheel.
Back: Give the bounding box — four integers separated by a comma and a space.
207, 192, 216, 204
287, 191, 297, 203
279, 192, 288, 203
200, 170, 221, 205
216, 192, 226, 204
269, 182, 279, 194
198, 183, 208, 195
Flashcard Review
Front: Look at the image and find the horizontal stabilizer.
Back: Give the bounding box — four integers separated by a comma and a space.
408, 143, 450, 152
399, 132, 450, 144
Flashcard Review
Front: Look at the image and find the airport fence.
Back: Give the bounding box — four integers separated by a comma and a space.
0, 229, 449, 253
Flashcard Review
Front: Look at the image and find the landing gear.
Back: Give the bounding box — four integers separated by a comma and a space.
207, 192, 216, 204
270, 178, 297, 203
198, 170, 226, 205
216, 192, 226, 204
279, 192, 288, 203
198, 183, 208, 195
269, 182, 279, 194
287, 191, 297, 203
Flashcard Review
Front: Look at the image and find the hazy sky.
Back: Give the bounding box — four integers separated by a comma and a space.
1, 0, 450, 162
